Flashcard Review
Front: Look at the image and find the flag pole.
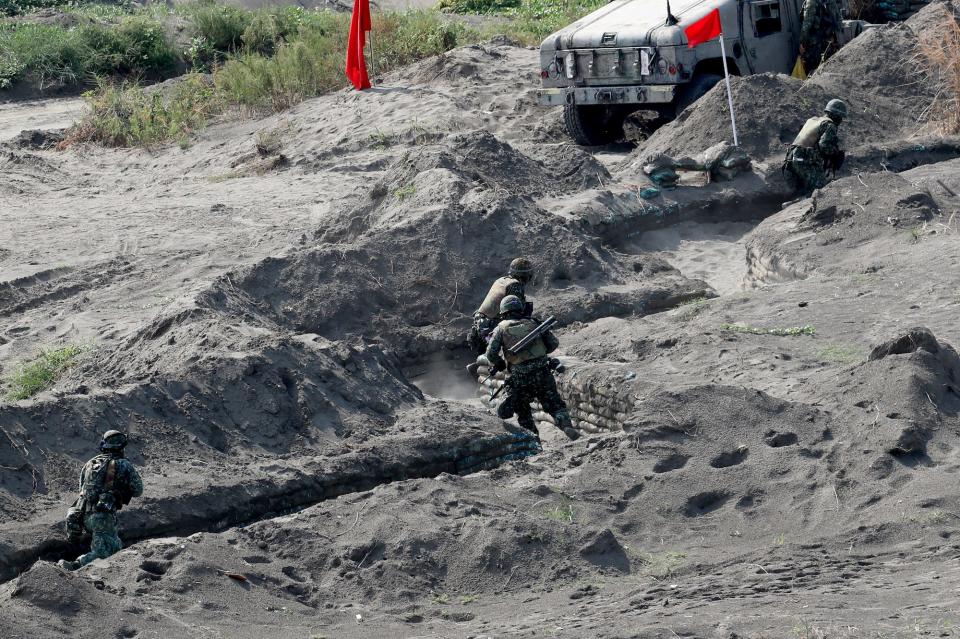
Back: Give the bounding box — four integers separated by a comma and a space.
368, 27, 376, 81
717, 33, 739, 147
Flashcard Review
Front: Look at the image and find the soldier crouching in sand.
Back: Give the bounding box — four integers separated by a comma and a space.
58, 430, 143, 571
467, 257, 535, 356
484, 295, 579, 442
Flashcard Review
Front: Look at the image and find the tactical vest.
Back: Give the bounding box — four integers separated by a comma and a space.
81, 454, 118, 513
476, 276, 522, 319
792, 116, 831, 149
499, 318, 548, 365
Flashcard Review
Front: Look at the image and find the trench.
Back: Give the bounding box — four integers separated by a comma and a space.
0, 425, 539, 583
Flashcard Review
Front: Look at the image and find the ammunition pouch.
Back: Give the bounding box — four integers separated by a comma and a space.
95, 491, 117, 513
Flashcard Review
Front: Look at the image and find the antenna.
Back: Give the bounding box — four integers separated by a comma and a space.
665, 0, 679, 25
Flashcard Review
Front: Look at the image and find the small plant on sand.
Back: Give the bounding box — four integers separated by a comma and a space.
431, 593, 450, 605
394, 184, 417, 201
545, 499, 574, 524
908, 226, 924, 244
5, 343, 89, 401
817, 343, 864, 364
636, 550, 686, 580
720, 323, 815, 336
460, 594, 477, 604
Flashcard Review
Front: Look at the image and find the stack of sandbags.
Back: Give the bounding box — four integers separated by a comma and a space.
473, 359, 638, 435
555, 368, 633, 434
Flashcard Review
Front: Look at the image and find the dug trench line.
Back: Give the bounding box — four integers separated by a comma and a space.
0, 424, 539, 583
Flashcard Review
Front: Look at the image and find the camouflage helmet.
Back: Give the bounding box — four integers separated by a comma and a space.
508, 257, 534, 281
100, 430, 128, 452
824, 99, 848, 120
499, 295, 525, 316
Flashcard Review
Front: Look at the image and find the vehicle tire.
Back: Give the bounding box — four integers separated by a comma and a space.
673, 73, 723, 116
563, 104, 627, 146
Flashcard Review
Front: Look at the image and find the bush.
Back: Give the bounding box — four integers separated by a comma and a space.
65, 74, 222, 147
436, 0, 520, 14
917, 10, 960, 135
4, 344, 88, 401
0, 16, 178, 89
185, 0, 250, 53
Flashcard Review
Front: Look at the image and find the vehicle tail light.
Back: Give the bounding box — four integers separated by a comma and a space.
668, 65, 677, 75
565, 52, 576, 79
540, 69, 549, 79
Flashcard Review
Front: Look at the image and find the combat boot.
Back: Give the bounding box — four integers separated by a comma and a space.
57, 559, 80, 571
555, 413, 580, 441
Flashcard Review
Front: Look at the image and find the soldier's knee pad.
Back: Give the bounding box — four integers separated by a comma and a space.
496, 400, 515, 420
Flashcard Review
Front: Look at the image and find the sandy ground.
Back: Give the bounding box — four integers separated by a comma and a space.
2, 3, 960, 637
0, 98, 86, 141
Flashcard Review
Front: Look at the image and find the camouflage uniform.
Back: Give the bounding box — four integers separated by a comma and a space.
799, 0, 843, 73
468, 257, 535, 356
65, 450, 143, 568
485, 316, 577, 440
785, 115, 842, 194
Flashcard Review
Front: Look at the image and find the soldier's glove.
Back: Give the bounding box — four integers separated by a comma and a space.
548, 358, 565, 373
492, 360, 506, 373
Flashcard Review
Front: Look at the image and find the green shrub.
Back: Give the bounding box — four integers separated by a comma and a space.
80, 16, 178, 78
185, 0, 250, 53
66, 74, 222, 147
436, 0, 520, 14
4, 344, 88, 401
0, 16, 178, 89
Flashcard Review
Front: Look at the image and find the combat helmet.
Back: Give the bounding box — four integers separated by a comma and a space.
100, 430, 128, 452
500, 295, 525, 316
824, 99, 848, 121
508, 257, 534, 283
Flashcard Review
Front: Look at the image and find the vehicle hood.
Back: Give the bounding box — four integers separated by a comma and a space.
542, 0, 720, 50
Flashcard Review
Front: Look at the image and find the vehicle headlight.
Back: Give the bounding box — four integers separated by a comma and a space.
565, 52, 576, 79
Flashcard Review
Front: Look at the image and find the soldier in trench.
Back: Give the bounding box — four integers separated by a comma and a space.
784, 99, 847, 195
467, 257, 535, 357
485, 295, 580, 442
58, 430, 144, 571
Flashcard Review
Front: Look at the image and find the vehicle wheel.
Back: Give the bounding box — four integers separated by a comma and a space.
563, 104, 627, 146
674, 73, 723, 115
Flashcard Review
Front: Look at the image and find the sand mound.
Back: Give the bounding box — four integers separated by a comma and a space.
226, 131, 709, 356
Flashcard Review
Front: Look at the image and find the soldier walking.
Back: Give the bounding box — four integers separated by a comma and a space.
799, 0, 843, 74
784, 99, 847, 195
484, 296, 579, 441
468, 257, 534, 356
58, 430, 143, 570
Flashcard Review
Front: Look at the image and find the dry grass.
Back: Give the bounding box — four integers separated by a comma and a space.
917, 9, 960, 135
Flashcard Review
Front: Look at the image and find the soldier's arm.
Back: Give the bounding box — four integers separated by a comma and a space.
78, 461, 89, 493
818, 123, 841, 158
123, 461, 144, 498
542, 330, 560, 355
485, 327, 507, 372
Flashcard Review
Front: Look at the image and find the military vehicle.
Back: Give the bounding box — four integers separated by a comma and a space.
537, 0, 856, 145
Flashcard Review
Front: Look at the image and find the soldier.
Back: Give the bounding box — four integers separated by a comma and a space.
784, 99, 847, 195
799, 0, 843, 74
467, 257, 534, 356
485, 295, 579, 441
58, 430, 143, 571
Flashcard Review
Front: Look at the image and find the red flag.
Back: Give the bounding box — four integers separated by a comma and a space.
346, 0, 371, 90
684, 8, 722, 48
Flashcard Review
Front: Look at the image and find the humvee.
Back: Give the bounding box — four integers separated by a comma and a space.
537, 0, 857, 145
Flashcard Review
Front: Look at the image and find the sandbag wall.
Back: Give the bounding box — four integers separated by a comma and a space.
475, 359, 638, 435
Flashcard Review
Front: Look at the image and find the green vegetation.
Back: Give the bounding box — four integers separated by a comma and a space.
818, 343, 864, 364
545, 499, 574, 524
438, 0, 606, 44
0, 16, 177, 89
636, 550, 686, 579
394, 184, 417, 201
66, 75, 222, 147
720, 323, 816, 336
4, 343, 89, 401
